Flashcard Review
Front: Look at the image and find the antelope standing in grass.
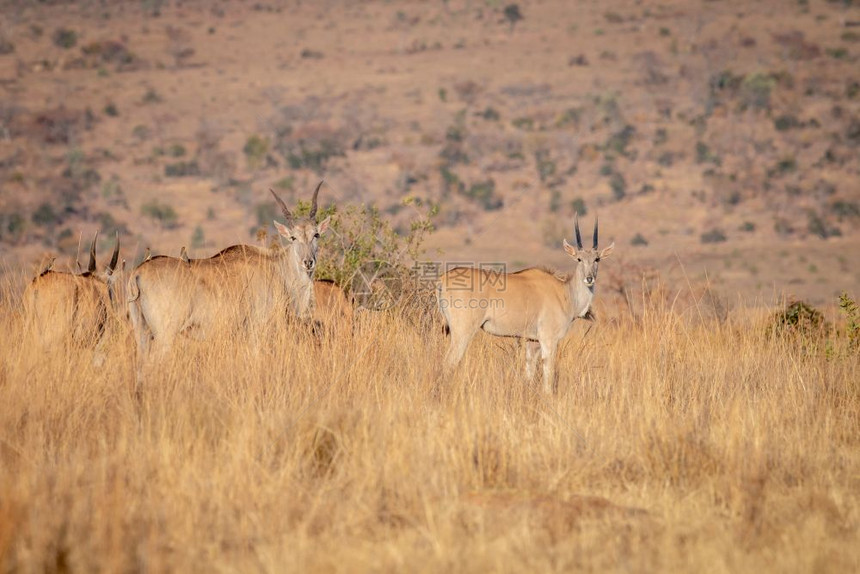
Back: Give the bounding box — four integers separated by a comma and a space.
437, 215, 614, 393
127, 182, 331, 361
23, 232, 123, 351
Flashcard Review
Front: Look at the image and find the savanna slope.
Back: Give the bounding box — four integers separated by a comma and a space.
1, 0, 859, 305
0, 280, 858, 572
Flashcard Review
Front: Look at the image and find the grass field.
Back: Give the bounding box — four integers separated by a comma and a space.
0, 273, 857, 573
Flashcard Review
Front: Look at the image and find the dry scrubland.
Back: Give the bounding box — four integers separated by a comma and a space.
0, 276, 858, 573
1, 0, 860, 302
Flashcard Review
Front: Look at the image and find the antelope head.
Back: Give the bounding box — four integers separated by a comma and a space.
270, 181, 331, 276
563, 214, 614, 289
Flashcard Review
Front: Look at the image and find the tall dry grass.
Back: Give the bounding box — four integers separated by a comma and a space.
0, 273, 858, 573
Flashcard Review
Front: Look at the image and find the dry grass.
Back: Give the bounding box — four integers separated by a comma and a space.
0, 276, 858, 573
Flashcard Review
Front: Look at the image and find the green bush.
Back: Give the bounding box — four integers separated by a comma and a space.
313, 199, 436, 312
609, 172, 626, 201
769, 300, 825, 340
52, 28, 78, 49
31, 203, 58, 226
191, 225, 205, 248
700, 229, 727, 244
243, 134, 270, 170
141, 200, 179, 228
480, 107, 500, 121
164, 161, 200, 177
740, 73, 775, 111
839, 292, 859, 351
464, 179, 503, 211
284, 139, 345, 174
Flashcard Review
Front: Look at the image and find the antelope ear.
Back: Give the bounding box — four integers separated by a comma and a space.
599, 242, 615, 259
563, 239, 577, 257
273, 220, 293, 238
318, 216, 331, 234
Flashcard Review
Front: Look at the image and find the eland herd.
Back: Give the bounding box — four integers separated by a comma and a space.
20, 181, 613, 393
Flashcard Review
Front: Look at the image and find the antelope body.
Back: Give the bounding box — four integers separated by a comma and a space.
313, 279, 354, 333
438, 216, 613, 393
127, 183, 330, 359
23, 232, 123, 350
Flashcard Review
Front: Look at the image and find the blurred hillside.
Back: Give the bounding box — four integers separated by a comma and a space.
0, 0, 858, 305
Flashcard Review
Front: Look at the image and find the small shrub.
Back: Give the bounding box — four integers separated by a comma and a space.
141, 200, 179, 228
740, 73, 776, 111
0, 36, 14, 55
826, 47, 849, 60
511, 117, 534, 130
609, 172, 626, 201
103, 103, 119, 117
571, 197, 587, 216
283, 139, 345, 174
535, 150, 556, 183
191, 225, 205, 248
439, 166, 465, 196
273, 176, 295, 191
657, 152, 674, 167
438, 143, 469, 165
555, 107, 581, 128
774, 114, 800, 131
503, 4, 524, 31
101, 177, 127, 207
168, 143, 186, 157
164, 161, 200, 177
479, 107, 500, 121
830, 200, 860, 219
605, 125, 635, 158
255, 201, 279, 227
700, 228, 727, 243
839, 292, 860, 350
770, 157, 797, 176
52, 28, 78, 49
31, 203, 58, 227
659, 27, 671, 37
243, 134, 270, 170
132, 125, 151, 141
739, 221, 756, 232
631, 233, 648, 246
0, 211, 25, 242
769, 300, 824, 338
695, 141, 721, 165
464, 179, 503, 211
142, 88, 162, 104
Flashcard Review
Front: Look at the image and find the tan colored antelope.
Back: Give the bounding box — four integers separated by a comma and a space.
127, 182, 331, 359
23, 232, 123, 350
437, 215, 614, 393
313, 279, 354, 334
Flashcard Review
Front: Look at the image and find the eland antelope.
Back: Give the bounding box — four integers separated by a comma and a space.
23, 231, 123, 350
437, 215, 614, 393
313, 279, 354, 334
127, 182, 331, 360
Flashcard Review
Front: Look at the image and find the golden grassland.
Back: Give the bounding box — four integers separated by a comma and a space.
0, 276, 858, 573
